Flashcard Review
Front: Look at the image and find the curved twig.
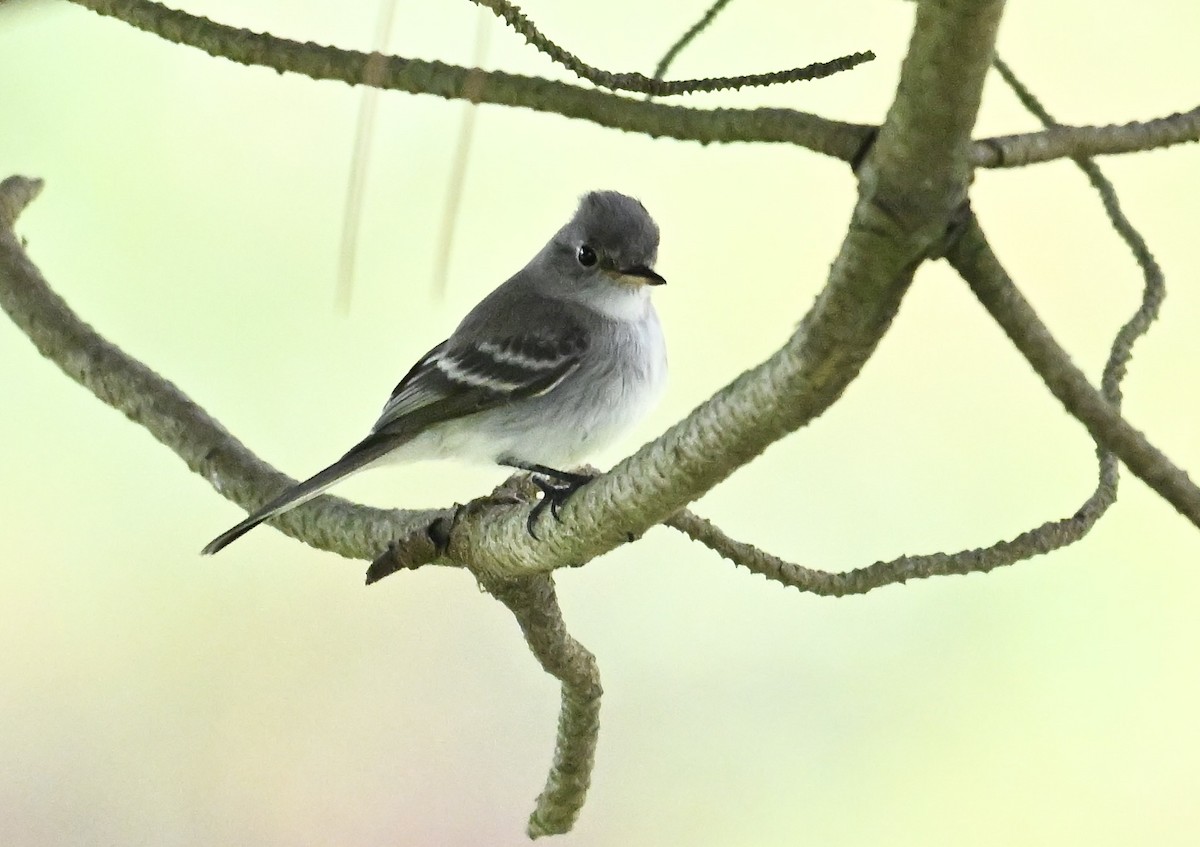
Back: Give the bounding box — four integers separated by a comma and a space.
669, 506, 1107, 595
948, 213, 1199, 525
471, 0, 872, 96
992, 56, 1166, 408
481, 574, 602, 838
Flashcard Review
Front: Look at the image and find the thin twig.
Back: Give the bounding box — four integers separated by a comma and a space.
995, 54, 1167, 415
650, 0, 735, 90
668, 506, 1108, 595
64, 0, 870, 159
470, 0, 872, 96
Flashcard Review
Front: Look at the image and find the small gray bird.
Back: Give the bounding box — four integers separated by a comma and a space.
202, 190, 667, 554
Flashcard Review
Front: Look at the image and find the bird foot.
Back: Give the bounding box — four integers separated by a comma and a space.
526, 473, 591, 539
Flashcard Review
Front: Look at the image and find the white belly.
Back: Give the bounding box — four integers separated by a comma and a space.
388, 308, 666, 470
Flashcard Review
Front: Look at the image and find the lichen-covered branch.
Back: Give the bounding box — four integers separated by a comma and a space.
481, 573, 602, 838
862, 0, 1003, 225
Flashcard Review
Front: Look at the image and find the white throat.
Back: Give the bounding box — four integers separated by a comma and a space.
587, 284, 652, 322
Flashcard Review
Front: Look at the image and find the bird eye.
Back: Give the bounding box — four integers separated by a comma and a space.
576, 244, 598, 267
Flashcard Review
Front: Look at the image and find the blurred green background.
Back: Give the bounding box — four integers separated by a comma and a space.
2, 1, 1198, 844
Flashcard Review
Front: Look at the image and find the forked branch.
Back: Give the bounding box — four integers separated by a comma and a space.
948, 216, 1200, 524
667, 54, 1171, 596
63, 0, 869, 159
6, 0, 1199, 839
5, 1, 1011, 581
62, 0, 1200, 166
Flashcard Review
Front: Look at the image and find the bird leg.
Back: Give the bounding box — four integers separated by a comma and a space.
502, 462, 596, 538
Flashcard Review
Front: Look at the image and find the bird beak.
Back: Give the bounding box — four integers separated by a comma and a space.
617, 265, 667, 286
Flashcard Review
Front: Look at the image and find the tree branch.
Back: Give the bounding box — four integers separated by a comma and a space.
63, 0, 869, 160
470, 0, 873, 96
0, 176, 442, 561
60, 0, 1200, 170
973, 105, 1200, 167
426, 0, 1009, 578
670, 48, 1174, 588
0, 177, 603, 833
650, 0, 735, 88
863, 0, 1003, 222
947, 212, 1200, 527
481, 573, 602, 839
990, 55, 1167, 408
669, 504, 1110, 595
14, 0, 1008, 578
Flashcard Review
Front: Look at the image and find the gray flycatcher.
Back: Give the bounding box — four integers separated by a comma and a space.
202, 190, 667, 554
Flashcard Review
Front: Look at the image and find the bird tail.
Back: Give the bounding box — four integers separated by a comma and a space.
201, 433, 403, 555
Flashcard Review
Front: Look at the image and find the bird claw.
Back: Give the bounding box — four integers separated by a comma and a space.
525, 474, 589, 539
